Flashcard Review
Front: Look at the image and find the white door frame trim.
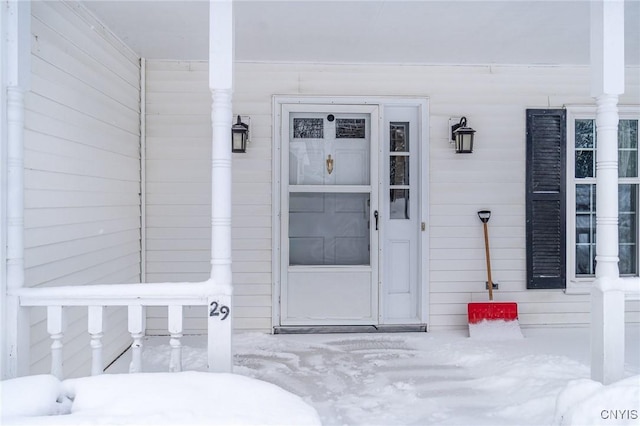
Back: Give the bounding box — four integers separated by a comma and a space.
271, 95, 430, 329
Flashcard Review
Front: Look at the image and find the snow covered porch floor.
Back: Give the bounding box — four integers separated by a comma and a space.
107, 326, 640, 425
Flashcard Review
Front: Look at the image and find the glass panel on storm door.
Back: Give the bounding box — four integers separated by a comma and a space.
389, 122, 410, 220
293, 118, 324, 138
289, 193, 370, 266
390, 189, 409, 220
290, 117, 325, 185
336, 118, 366, 139
390, 157, 409, 186
390, 122, 409, 152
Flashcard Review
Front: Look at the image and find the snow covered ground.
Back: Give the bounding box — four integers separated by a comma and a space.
1, 372, 320, 425
2, 324, 639, 425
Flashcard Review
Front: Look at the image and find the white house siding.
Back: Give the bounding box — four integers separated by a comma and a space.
24, 2, 141, 376
144, 60, 211, 334
145, 60, 639, 333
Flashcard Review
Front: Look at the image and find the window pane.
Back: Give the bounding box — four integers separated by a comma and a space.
575, 119, 595, 148
619, 120, 638, 178
390, 122, 409, 152
289, 193, 370, 265
576, 214, 593, 243
575, 184, 638, 277
619, 120, 638, 149
620, 245, 637, 276
293, 118, 323, 139
390, 189, 409, 219
619, 213, 635, 244
575, 151, 594, 178
336, 119, 366, 139
390, 156, 409, 186
576, 245, 595, 275
289, 146, 325, 185
575, 184, 596, 277
619, 184, 637, 213
576, 184, 595, 212
575, 119, 595, 178
619, 184, 638, 275
619, 151, 638, 179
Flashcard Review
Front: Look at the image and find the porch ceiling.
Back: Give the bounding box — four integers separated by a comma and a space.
81, 0, 639, 66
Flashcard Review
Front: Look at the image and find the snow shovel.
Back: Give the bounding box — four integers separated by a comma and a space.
468, 210, 519, 333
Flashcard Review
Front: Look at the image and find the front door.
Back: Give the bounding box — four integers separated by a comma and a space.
280, 104, 379, 325
278, 101, 424, 327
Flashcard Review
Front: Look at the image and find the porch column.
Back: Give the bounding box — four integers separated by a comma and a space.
2, 0, 30, 379
207, 0, 233, 373
589, 0, 625, 385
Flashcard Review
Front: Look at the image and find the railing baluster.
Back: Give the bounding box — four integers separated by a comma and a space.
88, 306, 104, 376
47, 306, 64, 379
168, 305, 183, 372
128, 305, 145, 373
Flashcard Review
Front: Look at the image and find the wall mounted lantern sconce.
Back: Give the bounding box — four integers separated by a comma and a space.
231, 115, 249, 153
451, 116, 476, 154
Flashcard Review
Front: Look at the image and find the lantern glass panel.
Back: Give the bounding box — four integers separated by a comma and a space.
455, 131, 474, 153
232, 131, 246, 153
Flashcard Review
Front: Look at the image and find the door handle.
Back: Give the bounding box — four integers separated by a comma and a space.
374, 210, 379, 231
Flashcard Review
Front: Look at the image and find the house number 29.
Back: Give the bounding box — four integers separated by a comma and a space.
209, 301, 230, 321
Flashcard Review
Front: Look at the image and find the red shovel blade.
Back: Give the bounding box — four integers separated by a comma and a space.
468, 302, 518, 324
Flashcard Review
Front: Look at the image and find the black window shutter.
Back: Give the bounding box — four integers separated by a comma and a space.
526, 109, 566, 289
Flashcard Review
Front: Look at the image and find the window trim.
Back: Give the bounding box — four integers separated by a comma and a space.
565, 105, 640, 295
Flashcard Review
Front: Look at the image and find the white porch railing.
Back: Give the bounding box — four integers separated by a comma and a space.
13, 280, 232, 379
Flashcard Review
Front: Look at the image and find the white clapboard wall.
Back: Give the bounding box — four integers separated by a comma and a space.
144, 60, 211, 334
25, 1, 141, 377
145, 60, 639, 333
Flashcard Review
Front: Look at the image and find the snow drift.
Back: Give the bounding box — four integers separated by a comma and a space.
1, 371, 321, 425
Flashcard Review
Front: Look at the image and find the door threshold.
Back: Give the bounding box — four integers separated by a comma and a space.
273, 324, 428, 334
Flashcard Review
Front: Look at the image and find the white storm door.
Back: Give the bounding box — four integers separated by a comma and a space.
281, 105, 379, 325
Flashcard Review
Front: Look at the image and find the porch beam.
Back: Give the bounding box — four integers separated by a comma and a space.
3, 0, 30, 379
589, 0, 625, 385
207, 0, 234, 373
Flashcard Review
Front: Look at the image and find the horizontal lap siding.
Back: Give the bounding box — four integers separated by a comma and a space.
25, 2, 140, 377
144, 62, 211, 289
143, 62, 211, 334
147, 60, 639, 333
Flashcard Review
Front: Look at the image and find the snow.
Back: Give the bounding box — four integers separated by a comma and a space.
468, 319, 524, 340
0, 375, 70, 418
555, 376, 640, 425
1, 372, 320, 425
2, 326, 638, 426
